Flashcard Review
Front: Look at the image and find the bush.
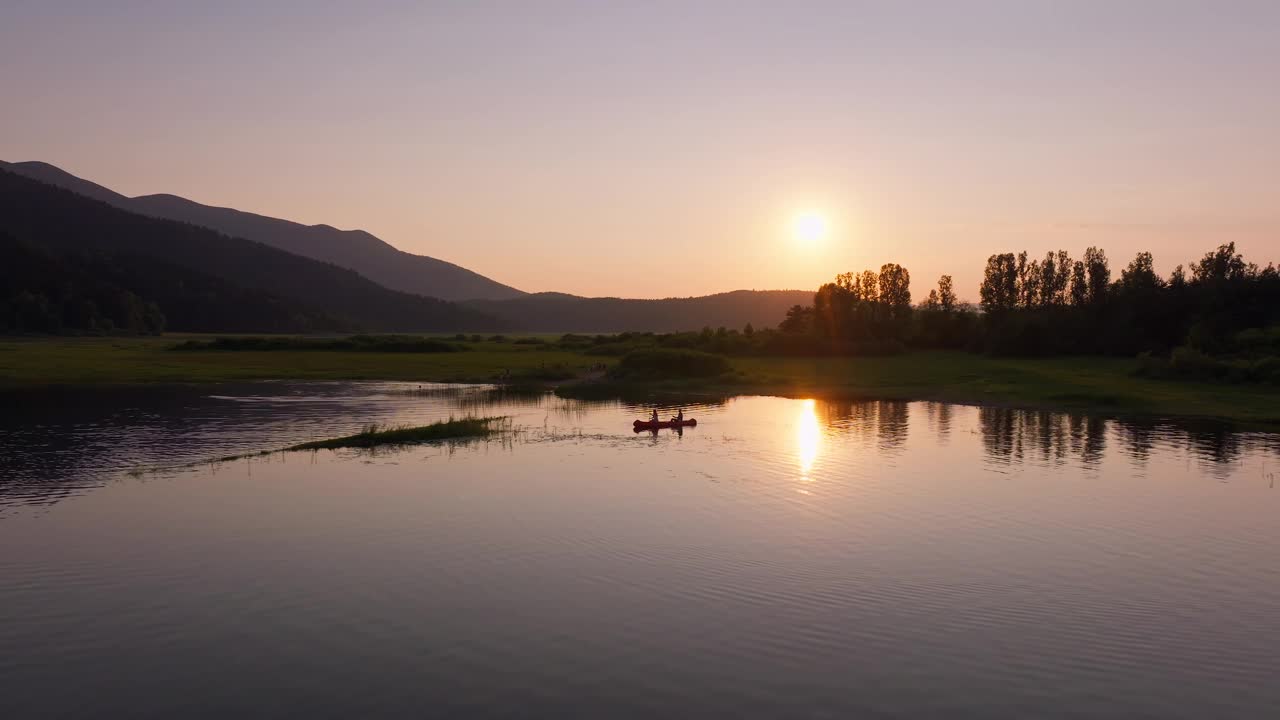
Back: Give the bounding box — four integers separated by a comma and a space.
1135, 346, 1280, 384
583, 343, 641, 356
1134, 351, 1166, 378
1169, 346, 1226, 379
509, 363, 577, 381
1235, 326, 1280, 355
613, 349, 731, 378
171, 335, 463, 353
1250, 356, 1280, 384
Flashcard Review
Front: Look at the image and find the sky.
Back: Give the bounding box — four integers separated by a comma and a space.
2, 0, 1278, 300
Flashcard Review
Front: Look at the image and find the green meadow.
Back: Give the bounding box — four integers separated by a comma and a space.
0, 335, 582, 385
2, 335, 1278, 426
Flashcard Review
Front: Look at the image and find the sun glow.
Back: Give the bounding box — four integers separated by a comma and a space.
791, 211, 829, 245
797, 399, 821, 477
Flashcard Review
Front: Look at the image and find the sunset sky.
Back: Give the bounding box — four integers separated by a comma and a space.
3, 1, 1277, 299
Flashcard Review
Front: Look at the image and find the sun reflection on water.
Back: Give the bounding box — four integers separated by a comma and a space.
797, 399, 821, 478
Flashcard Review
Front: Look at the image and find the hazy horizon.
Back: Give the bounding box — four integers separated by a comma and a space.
3, 1, 1278, 300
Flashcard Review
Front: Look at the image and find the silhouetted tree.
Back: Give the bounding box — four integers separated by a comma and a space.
1038, 250, 1071, 306
1120, 251, 1162, 292
923, 289, 940, 310
1069, 261, 1088, 306
1083, 246, 1110, 304
779, 304, 813, 333
937, 275, 956, 313
980, 253, 1019, 313
878, 263, 912, 316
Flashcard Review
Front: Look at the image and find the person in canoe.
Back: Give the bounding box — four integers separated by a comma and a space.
649, 408, 660, 423
672, 408, 684, 423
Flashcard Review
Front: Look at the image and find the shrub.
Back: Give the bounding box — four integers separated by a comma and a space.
1250, 356, 1280, 384
509, 363, 577, 381
1134, 351, 1167, 378
613, 349, 731, 378
170, 335, 463, 353
1169, 346, 1225, 379
1135, 346, 1280, 384
1235, 326, 1280, 355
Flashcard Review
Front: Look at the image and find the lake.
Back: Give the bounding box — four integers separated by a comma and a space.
2, 383, 1278, 718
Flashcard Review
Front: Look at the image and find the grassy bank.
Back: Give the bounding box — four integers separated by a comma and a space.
0, 336, 587, 385
3, 335, 1279, 426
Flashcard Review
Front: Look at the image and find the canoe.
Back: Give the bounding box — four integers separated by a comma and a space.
633, 418, 697, 430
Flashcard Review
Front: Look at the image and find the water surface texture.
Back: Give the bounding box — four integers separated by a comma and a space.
2, 383, 1278, 718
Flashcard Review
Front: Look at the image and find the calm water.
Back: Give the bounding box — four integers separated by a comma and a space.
2, 383, 1278, 718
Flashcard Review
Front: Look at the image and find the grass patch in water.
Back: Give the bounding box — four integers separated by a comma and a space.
130, 417, 505, 476
284, 417, 502, 451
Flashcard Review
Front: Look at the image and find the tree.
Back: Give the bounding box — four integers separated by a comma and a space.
980, 253, 1018, 313
1038, 252, 1058, 307
1013, 252, 1044, 308
878, 263, 911, 312
923, 289, 941, 310
1039, 250, 1072, 306
1083, 246, 1110, 304
858, 270, 878, 302
144, 301, 166, 334
813, 281, 854, 338
1120, 251, 1162, 292
1191, 242, 1249, 285
1069, 260, 1088, 306
937, 275, 956, 313
1056, 250, 1073, 304
779, 304, 813, 333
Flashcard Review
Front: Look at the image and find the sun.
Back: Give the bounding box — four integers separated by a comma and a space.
791, 211, 829, 245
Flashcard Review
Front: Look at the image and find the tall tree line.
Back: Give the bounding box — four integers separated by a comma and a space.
978, 243, 1278, 356
776, 242, 1278, 359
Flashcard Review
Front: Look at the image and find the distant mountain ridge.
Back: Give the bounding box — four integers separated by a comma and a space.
467, 289, 814, 333
0, 168, 502, 332
2, 159, 815, 333
0, 160, 526, 302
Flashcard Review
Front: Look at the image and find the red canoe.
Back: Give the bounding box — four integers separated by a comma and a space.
633, 418, 697, 431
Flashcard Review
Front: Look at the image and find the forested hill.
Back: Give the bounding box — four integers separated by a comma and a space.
467, 290, 815, 333
0, 169, 503, 333
1, 232, 346, 334
0, 160, 526, 302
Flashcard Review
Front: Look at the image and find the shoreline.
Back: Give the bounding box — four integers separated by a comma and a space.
553, 378, 1280, 431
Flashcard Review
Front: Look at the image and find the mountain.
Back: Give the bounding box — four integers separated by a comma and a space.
0, 168, 502, 332
467, 290, 815, 333
0, 160, 525, 302
1, 231, 346, 334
